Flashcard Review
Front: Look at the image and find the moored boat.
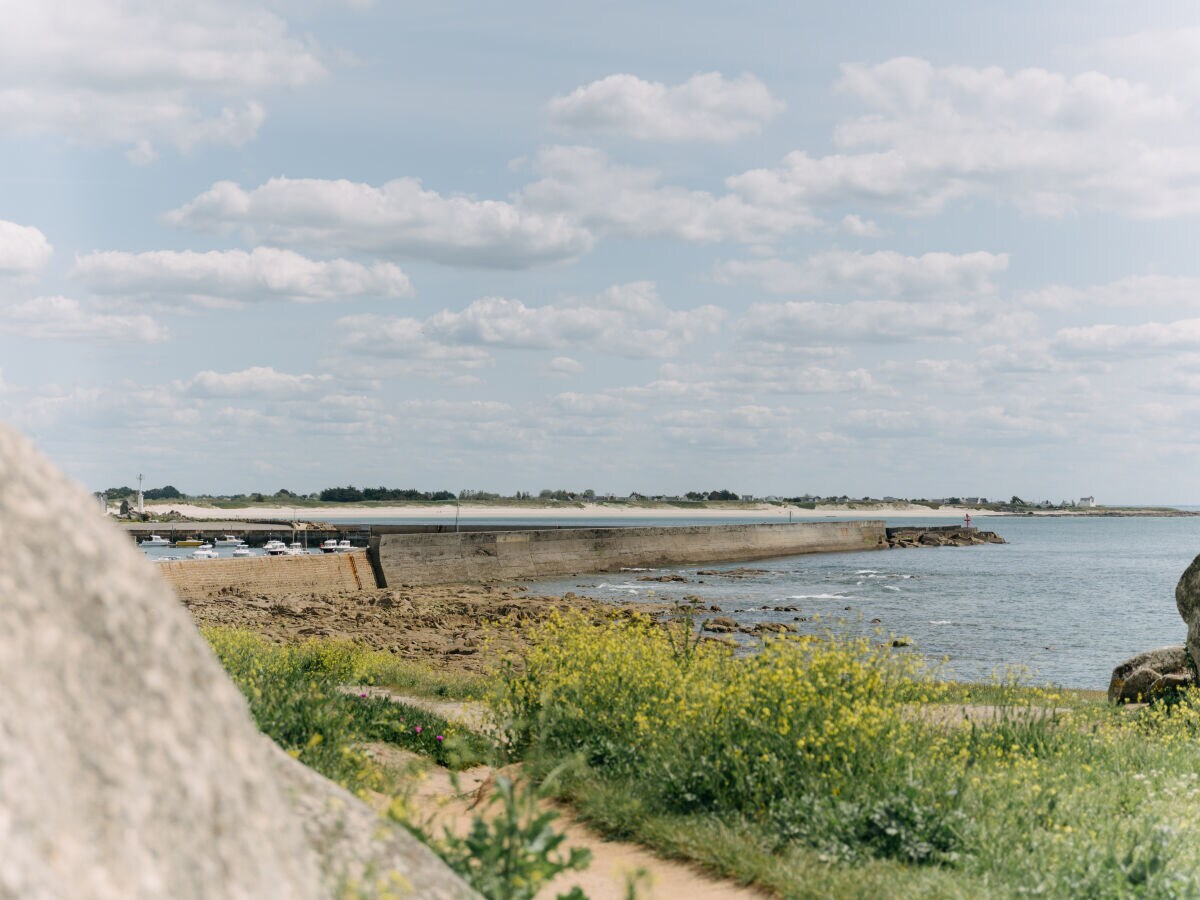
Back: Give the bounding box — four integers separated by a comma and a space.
140, 534, 170, 546
214, 535, 245, 546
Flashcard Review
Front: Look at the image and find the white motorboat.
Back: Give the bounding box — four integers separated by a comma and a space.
191, 548, 218, 560
285, 541, 309, 556
264, 540, 287, 556
232, 546, 253, 558
320, 538, 339, 553
140, 534, 170, 546
336, 539, 353, 552
214, 535, 245, 546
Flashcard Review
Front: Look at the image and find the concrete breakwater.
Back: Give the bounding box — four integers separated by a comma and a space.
155, 521, 1006, 596
159, 550, 370, 600
371, 521, 889, 586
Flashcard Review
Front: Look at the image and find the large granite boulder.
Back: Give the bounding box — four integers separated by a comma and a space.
0, 423, 476, 900
1178, 553, 1200, 675
1108, 646, 1195, 704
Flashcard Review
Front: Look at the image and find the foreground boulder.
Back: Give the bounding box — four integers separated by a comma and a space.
1108, 646, 1195, 704
0, 423, 475, 899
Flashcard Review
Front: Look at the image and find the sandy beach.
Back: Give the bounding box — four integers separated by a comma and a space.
146, 500, 998, 521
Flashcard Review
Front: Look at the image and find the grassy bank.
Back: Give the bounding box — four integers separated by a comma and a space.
494, 614, 1200, 897
204, 621, 1200, 897
203, 628, 491, 787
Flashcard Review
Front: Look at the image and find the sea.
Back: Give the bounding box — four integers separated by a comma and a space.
316, 512, 1200, 689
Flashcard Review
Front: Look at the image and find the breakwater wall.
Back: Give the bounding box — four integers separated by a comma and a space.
372, 521, 887, 586
158, 550, 370, 599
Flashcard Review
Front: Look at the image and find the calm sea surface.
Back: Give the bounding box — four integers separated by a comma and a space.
239, 514, 1200, 688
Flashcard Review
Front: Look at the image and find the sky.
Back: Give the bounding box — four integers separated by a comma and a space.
4, 2, 1200, 503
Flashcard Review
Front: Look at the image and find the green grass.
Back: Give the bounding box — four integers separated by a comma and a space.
494, 613, 1200, 897
203, 628, 491, 790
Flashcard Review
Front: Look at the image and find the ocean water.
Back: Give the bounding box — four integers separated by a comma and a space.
402, 513, 1197, 690
201, 513, 1200, 688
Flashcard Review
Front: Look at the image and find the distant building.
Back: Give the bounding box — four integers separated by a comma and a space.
964, 497, 986, 505
1079, 496, 1096, 507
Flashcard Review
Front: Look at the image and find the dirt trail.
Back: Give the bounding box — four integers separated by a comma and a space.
367, 747, 764, 900
356, 694, 764, 899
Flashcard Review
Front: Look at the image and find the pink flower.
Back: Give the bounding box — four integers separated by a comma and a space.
436, 735, 445, 742
414, 726, 423, 734
359, 693, 367, 698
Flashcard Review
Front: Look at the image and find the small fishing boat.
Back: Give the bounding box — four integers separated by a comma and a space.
336, 539, 353, 552
214, 535, 245, 546
285, 541, 308, 556
320, 538, 339, 553
232, 546, 253, 558
264, 540, 287, 556
191, 548, 218, 560
174, 538, 203, 548
140, 534, 170, 546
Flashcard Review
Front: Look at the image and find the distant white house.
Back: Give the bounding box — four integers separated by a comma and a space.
1079, 496, 1096, 507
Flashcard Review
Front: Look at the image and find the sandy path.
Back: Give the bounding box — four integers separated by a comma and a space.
376, 750, 764, 900
359, 693, 765, 899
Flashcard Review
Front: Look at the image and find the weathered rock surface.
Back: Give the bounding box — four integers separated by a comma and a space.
1108, 646, 1194, 704
1178, 554, 1200, 674
886, 527, 1006, 549
0, 423, 476, 900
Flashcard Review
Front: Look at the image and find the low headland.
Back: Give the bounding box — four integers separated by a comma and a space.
141, 497, 1197, 521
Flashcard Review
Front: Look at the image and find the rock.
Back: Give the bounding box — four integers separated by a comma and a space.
1109, 646, 1195, 704
0, 424, 476, 900
1179, 555, 1200, 671
703, 616, 738, 633
891, 637, 912, 648
750, 622, 795, 634
637, 573, 688, 583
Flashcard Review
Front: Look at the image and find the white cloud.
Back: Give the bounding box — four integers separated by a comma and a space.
729, 56, 1200, 218
839, 215, 883, 237
0, 296, 168, 343
0, 222, 52, 275
181, 366, 332, 397
547, 72, 784, 142
739, 299, 1015, 343
1020, 275, 1200, 311
551, 392, 637, 416
338, 282, 724, 361
545, 356, 584, 376
72, 247, 413, 305
167, 146, 825, 269
1055, 318, 1200, 356
336, 315, 491, 364
520, 145, 817, 242
0, 1, 324, 159
392, 398, 515, 422
166, 176, 593, 268
714, 250, 1009, 298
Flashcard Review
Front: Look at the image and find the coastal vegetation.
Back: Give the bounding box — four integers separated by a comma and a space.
106, 482, 1192, 516
203, 615, 1200, 897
